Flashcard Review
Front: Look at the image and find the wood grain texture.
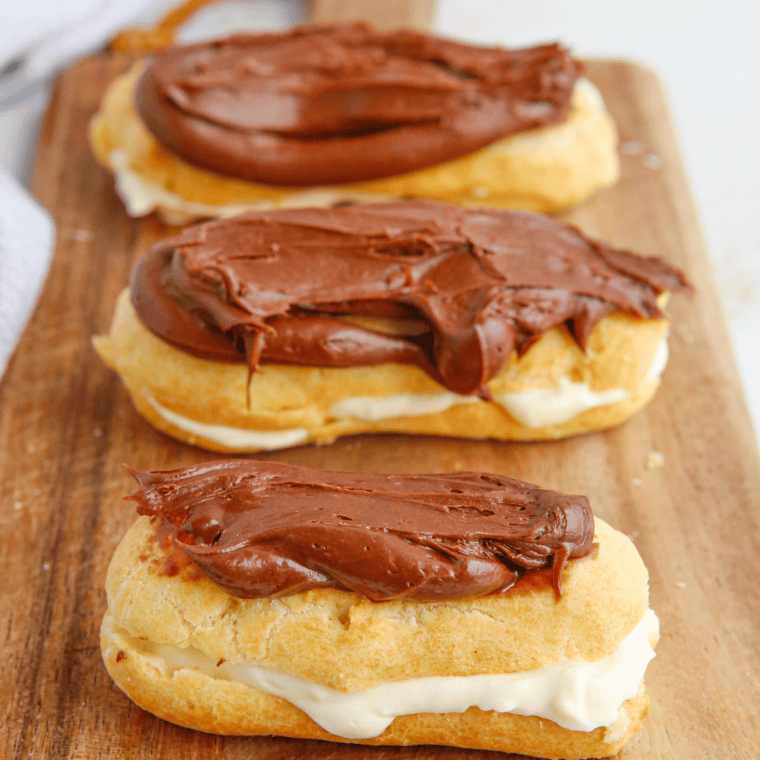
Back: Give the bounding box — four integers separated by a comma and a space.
1, 46, 760, 760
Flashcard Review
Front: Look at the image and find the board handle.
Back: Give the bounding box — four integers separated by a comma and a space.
110, 0, 222, 54
308, 0, 436, 29
109, 0, 436, 54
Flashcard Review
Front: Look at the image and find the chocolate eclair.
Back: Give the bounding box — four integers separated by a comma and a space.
89, 22, 620, 223
93, 200, 691, 453
101, 461, 658, 758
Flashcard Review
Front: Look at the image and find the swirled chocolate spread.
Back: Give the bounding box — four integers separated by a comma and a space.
135, 23, 584, 185
131, 200, 692, 396
129, 460, 595, 601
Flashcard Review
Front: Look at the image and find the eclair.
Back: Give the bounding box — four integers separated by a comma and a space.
101, 460, 658, 759
89, 22, 620, 224
93, 200, 691, 453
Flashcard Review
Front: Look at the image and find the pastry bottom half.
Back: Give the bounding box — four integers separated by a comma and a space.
101, 516, 655, 759
93, 290, 670, 453
89, 64, 620, 224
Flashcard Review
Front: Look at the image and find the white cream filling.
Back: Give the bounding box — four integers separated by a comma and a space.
646, 337, 669, 384
330, 379, 631, 430
329, 391, 481, 421
144, 394, 309, 450
492, 379, 628, 429
104, 608, 658, 740
143, 338, 668, 446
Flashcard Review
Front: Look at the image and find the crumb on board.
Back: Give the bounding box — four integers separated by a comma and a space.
644, 154, 663, 169
646, 451, 665, 470
62, 228, 93, 242
676, 581, 687, 589
621, 140, 644, 156
675, 324, 696, 345
93, 427, 103, 438
631, 477, 643, 487
13, 501, 23, 511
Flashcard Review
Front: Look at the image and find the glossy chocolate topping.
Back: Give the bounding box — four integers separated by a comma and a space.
131, 200, 692, 396
135, 23, 583, 185
129, 460, 595, 601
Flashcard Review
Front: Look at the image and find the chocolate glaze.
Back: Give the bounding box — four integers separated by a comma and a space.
131, 200, 692, 396
129, 461, 595, 602
135, 23, 583, 186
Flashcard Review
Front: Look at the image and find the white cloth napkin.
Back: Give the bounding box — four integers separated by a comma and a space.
0, 0, 170, 379
0, 169, 54, 377
0, 0, 303, 380
0, 0, 168, 107
0, 0, 301, 108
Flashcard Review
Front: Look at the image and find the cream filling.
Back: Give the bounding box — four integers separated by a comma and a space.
492, 379, 628, 429
144, 394, 309, 450
103, 608, 658, 740
645, 336, 669, 383
143, 338, 668, 447
329, 380, 629, 429
329, 391, 481, 421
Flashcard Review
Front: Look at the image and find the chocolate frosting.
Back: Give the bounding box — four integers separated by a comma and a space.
129, 460, 595, 601
135, 23, 583, 185
131, 200, 692, 396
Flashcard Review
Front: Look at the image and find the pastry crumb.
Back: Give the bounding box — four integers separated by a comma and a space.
645, 451, 664, 469
675, 581, 686, 589
62, 228, 93, 242
675, 324, 696, 345
644, 154, 662, 169
472, 187, 490, 198
93, 427, 103, 438
13, 500, 23, 511
631, 477, 643, 487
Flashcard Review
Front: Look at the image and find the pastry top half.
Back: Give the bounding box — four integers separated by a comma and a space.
107, 461, 651, 689
89, 23, 620, 220
129, 199, 692, 398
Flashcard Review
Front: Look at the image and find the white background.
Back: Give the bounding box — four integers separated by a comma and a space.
1, 0, 758, 436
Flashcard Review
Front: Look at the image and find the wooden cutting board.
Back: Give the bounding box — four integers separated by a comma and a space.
2, 6, 760, 760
